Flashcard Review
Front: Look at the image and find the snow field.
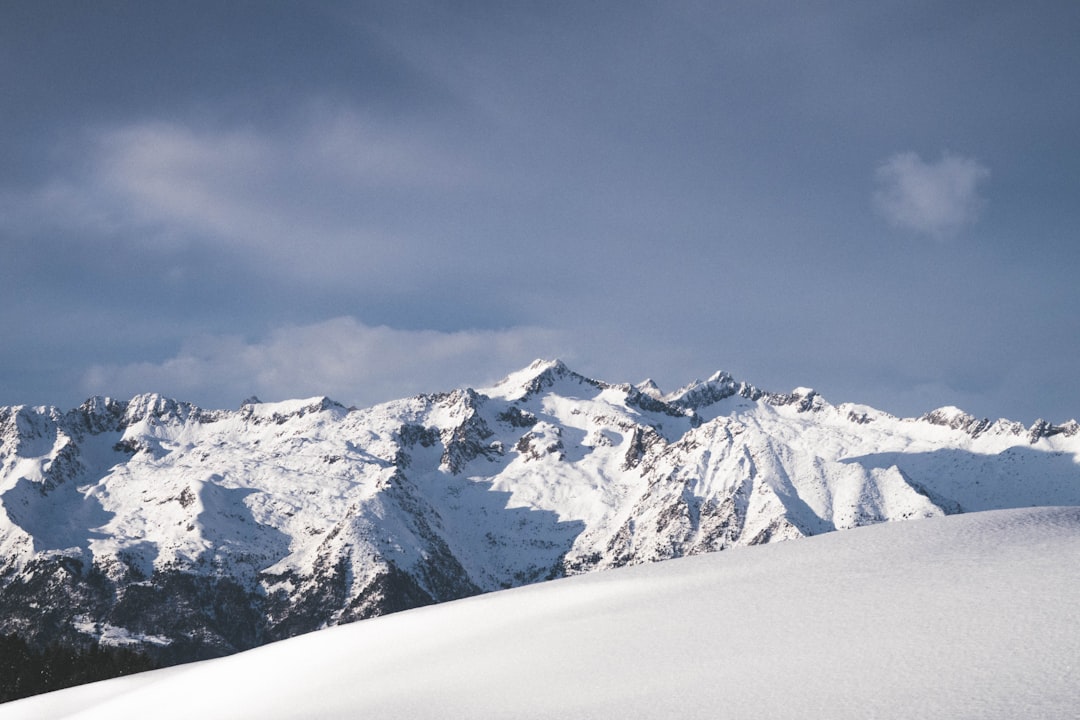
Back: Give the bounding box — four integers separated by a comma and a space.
5, 507, 1078, 720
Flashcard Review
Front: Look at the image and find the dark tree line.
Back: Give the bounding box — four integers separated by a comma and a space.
0, 634, 158, 704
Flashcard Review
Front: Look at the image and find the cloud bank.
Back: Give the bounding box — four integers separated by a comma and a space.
81, 318, 566, 409
874, 152, 989, 238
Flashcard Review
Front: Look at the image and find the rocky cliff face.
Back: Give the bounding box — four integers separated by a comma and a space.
1, 359, 1078, 664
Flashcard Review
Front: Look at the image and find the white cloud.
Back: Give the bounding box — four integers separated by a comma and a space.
6, 107, 479, 285
873, 152, 989, 238
93, 111, 471, 241
80, 317, 567, 409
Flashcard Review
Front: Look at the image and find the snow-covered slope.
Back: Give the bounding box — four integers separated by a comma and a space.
1, 359, 1077, 663
6, 507, 1078, 719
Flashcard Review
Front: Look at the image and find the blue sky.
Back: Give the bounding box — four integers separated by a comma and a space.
2, 1, 1078, 424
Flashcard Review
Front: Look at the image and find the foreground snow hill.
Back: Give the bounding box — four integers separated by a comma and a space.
1, 358, 1079, 670
5, 507, 1078, 720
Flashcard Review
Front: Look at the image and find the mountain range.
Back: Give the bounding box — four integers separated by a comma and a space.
2, 359, 1077, 670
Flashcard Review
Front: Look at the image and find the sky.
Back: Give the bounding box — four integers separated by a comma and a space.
2, 1, 1078, 424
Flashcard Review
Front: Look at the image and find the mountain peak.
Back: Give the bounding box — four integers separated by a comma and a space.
71, 395, 128, 434
920, 406, 993, 437
767, 386, 827, 413
1028, 418, 1080, 443
635, 379, 663, 399
706, 370, 736, 384
238, 395, 348, 423
483, 358, 593, 400
666, 370, 763, 410
123, 393, 198, 425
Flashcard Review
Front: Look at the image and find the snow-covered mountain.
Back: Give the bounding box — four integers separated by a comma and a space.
1, 359, 1078, 666
6, 506, 1079, 719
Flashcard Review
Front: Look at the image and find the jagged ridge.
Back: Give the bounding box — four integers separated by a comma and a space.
0, 359, 1077, 670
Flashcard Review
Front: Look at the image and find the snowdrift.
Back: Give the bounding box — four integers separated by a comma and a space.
5, 506, 1078, 719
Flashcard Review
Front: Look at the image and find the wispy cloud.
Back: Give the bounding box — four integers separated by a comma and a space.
873, 152, 989, 239
80, 317, 567, 408
5, 107, 477, 285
